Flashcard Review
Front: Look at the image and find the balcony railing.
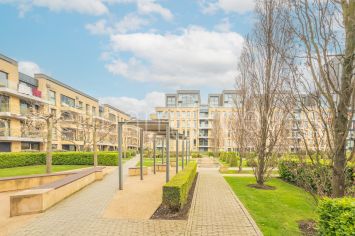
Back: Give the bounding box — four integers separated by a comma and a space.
0, 80, 45, 103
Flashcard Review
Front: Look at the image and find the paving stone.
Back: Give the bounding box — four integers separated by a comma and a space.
11, 157, 262, 236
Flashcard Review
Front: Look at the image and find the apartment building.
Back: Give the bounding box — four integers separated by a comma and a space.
0, 53, 138, 152
155, 90, 237, 152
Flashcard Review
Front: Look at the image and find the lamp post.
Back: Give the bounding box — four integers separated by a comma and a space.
118, 123, 123, 190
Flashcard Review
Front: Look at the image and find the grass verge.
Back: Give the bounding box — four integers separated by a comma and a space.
224, 177, 317, 235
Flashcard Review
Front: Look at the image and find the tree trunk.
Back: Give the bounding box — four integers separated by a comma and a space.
332, 0, 354, 197
46, 118, 53, 174
93, 123, 98, 167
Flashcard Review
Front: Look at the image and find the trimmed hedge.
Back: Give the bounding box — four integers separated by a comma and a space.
318, 197, 355, 235
279, 160, 354, 196
162, 161, 197, 211
0, 151, 133, 168
219, 152, 239, 167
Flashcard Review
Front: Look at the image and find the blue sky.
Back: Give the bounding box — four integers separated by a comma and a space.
0, 0, 255, 117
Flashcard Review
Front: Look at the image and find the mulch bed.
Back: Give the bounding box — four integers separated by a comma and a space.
150, 173, 198, 220
247, 184, 276, 190
298, 219, 317, 236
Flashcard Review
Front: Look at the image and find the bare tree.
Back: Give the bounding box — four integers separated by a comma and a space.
240, 0, 293, 186
210, 112, 223, 156
287, 0, 354, 197
232, 48, 254, 172
22, 104, 59, 173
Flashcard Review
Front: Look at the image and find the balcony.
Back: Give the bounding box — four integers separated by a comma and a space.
0, 81, 47, 104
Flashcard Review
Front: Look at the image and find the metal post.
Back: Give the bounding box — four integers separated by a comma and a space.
176, 131, 179, 174
166, 125, 170, 182
153, 134, 156, 174
140, 129, 143, 180
162, 138, 164, 164
182, 136, 185, 170
118, 123, 123, 190
185, 138, 188, 165
187, 139, 190, 163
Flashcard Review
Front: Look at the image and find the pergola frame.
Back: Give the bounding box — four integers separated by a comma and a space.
117, 120, 189, 190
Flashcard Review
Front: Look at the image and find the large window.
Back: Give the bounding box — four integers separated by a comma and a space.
0, 119, 10, 136
209, 96, 219, 107
0, 95, 9, 112
48, 90, 56, 105
0, 71, 8, 88
167, 96, 176, 107
178, 94, 198, 107
21, 142, 40, 151
61, 95, 75, 107
224, 94, 235, 107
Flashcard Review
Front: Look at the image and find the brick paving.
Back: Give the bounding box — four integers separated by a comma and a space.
187, 161, 262, 235
11, 157, 262, 236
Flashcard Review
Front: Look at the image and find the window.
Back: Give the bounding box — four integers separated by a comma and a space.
109, 113, 116, 122
61, 95, 75, 108
48, 90, 56, 105
209, 96, 219, 107
176, 112, 180, 119
86, 104, 90, 115
20, 100, 30, 115
0, 119, 10, 136
167, 96, 176, 107
0, 95, 9, 112
78, 101, 83, 110
0, 71, 8, 87
177, 120, 180, 128
178, 94, 199, 107
92, 107, 96, 116
21, 142, 40, 151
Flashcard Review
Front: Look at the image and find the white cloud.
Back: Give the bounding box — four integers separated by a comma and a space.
200, 0, 255, 14
100, 91, 165, 119
18, 61, 41, 77
0, 0, 108, 16
137, 0, 173, 21
115, 14, 150, 33
103, 0, 173, 20
86, 14, 149, 35
86, 19, 110, 35
105, 26, 244, 88
214, 18, 231, 32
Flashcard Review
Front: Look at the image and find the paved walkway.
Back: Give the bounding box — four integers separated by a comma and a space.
186, 158, 262, 236
10, 157, 262, 236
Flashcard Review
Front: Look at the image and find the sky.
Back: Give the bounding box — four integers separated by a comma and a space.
0, 0, 255, 118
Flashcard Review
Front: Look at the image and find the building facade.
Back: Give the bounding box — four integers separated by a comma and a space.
0, 53, 138, 152
155, 90, 237, 152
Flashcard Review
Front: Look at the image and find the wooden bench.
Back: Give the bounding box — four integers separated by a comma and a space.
10, 167, 105, 217
128, 167, 148, 176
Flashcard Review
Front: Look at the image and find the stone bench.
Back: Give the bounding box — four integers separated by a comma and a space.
0, 172, 76, 192
156, 164, 168, 172
10, 167, 105, 217
128, 167, 148, 176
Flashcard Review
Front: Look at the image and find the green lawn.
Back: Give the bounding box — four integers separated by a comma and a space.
219, 159, 249, 168
136, 158, 184, 167
225, 177, 317, 236
221, 169, 279, 175
0, 165, 91, 178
